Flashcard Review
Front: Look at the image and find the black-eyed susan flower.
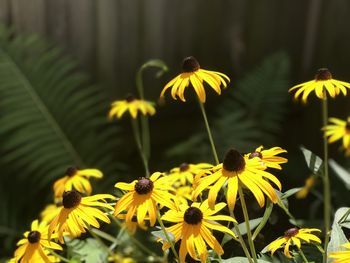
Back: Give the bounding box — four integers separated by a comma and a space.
53, 167, 103, 199
266, 228, 321, 258
114, 172, 176, 229
161, 200, 236, 263
40, 202, 62, 223
117, 214, 147, 234
168, 162, 213, 186
296, 175, 317, 199
193, 149, 282, 211
108, 95, 156, 119
10, 250, 59, 263
49, 190, 115, 242
160, 56, 230, 103
329, 242, 350, 263
13, 220, 62, 262
246, 146, 288, 170
173, 185, 193, 206
323, 117, 350, 156
289, 68, 350, 103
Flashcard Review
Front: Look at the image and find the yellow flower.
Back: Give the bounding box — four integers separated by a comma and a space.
323, 117, 350, 156
49, 190, 115, 242
289, 68, 350, 103
13, 220, 62, 262
329, 242, 350, 263
267, 228, 321, 258
296, 175, 317, 199
160, 56, 230, 103
114, 172, 176, 229
168, 162, 213, 186
174, 185, 193, 206
161, 200, 236, 263
117, 214, 147, 234
246, 146, 287, 170
53, 167, 103, 199
108, 254, 135, 263
108, 95, 156, 119
193, 149, 282, 210
40, 202, 62, 223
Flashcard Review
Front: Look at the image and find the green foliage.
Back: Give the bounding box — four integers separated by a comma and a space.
66, 238, 109, 263
166, 52, 290, 161
0, 25, 123, 255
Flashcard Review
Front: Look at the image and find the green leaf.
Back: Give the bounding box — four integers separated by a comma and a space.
151, 229, 175, 243
327, 207, 349, 258
329, 159, 350, 190
300, 146, 323, 174
66, 238, 109, 263
281, 188, 303, 200
222, 257, 271, 263
253, 200, 274, 240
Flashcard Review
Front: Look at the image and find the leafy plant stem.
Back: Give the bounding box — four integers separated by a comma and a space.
48, 249, 70, 263
238, 185, 258, 263
229, 210, 253, 263
109, 214, 161, 260
131, 118, 150, 177
322, 94, 331, 263
198, 99, 219, 165
298, 247, 309, 263
156, 210, 180, 262
88, 226, 114, 257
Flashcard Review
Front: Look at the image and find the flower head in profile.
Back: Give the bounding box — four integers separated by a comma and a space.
168, 162, 213, 186
160, 56, 230, 103
161, 200, 236, 263
246, 146, 287, 170
53, 166, 103, 199
266, 228, 321, 258
329, 242, 350, 263
13, 220, 62, 262
193, 149, 282, 211
296, 175, 317, 199
49, 190, 115, 242
289, 68, 350, 103
114, 172, 176, 229
323, 117, 350, 156
108, 94, 156, 119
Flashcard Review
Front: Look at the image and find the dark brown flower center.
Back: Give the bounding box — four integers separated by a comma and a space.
179, 163, 190, 172
62, 190, 82, 208
28, 231, 41, 243
223, 149, 246, 172
134, 177, 154, 195
66, 166, 78, 177
249, 151, 263, 159
131, 215, 138, 222
315, 68, 332, 81
126, 94, 136, 102
284, 227, 299, 238
182, 56, 200, 72
184, 207, 203, 225
346, 121, 350, 132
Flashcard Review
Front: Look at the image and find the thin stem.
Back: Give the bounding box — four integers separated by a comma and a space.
109, 215, 161, 260
91, 228, 118, 243
131, 118, 150, 177
229, 210, 253, 263
197, 100, 219, 165
88, 227, 114, 257
298, 247, 309, 263
322, 95, 331, 263
238, 186, 258, 263
48, 249, 70, 263
157, 211, 180, 262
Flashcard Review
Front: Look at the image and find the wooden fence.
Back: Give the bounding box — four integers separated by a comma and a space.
1, 0, 350, 97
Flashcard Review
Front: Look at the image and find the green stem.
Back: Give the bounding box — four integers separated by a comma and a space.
157, 211, 180, 262
197, 100, 219, 165
238, 185, 258, 263
88, 227, 114, 257
48, 249, 70, 263
109, 215, 161, 260
229, 210, 253, 263
298, 247, 309, 263
131, 118, 150, 177
91, 228, 118, 243
322, 95, 331, 263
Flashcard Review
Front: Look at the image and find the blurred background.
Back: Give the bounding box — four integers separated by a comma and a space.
1, 0, 350, 259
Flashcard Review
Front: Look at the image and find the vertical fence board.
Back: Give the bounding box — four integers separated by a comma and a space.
46, 0, 69, 46
0, 0, 10, 24
96, 0, 119, 96
11, 0, 46, 34
66, 0, 97, 75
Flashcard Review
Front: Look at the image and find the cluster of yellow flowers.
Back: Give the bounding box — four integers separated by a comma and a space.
10, 57, 350, 263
